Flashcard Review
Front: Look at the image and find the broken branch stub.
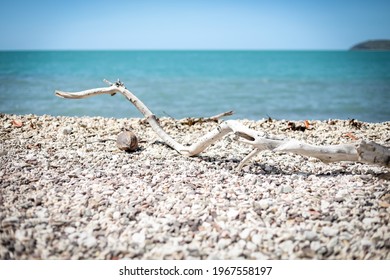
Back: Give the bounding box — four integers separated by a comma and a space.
180, 111, 234, 126
357, 140, 390, 167
55, 80, 389, 170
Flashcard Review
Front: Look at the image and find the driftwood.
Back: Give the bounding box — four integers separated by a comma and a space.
180, 111, 234, 126
56, 80, 390, 170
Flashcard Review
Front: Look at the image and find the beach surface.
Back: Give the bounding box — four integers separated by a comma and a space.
0, 113, 389, 259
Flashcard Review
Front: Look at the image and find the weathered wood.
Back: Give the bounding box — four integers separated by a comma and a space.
56, 80, 389, 170
180, 111, 234, 126
57, 80, 187, 154
357, 140, 390, 167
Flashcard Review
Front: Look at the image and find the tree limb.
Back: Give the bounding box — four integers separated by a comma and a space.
56, 80, 389, 170
56, 80, 232, 157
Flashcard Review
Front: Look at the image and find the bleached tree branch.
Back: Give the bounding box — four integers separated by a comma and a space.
56, 80, 389, 170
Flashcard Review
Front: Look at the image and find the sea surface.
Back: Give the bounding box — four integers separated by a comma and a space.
0, 51, 389, 122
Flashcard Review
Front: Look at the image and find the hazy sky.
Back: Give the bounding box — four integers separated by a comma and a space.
0, 0, 389, 50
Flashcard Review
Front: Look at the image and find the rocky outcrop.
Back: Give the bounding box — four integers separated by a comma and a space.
350, 40, 390, 50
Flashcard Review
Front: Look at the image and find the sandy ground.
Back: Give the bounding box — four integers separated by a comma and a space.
0, 113, 389, 259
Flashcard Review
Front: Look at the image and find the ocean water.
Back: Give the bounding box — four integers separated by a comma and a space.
0, 51, 389, 122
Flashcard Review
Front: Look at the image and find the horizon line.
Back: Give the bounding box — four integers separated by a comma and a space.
0, 48, 350, 52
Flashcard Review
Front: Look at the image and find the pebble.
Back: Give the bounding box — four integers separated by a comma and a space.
310, 241, 322, 252
280, 185, 293, 193
321, 200, 330, 211
362, 217, 379, 226
227, 247, 243, 259
360, 239, 373, 249
227, 209, 240, 219
280, 240, 294, 253
217, 238, 231, 249
112, 211, 121, 220
327, 237, 339, 249
1, 216, 19, 226
1, 113, 389, 260
64, 227, 76, 234
322, 227, 339, 237
132, 232, 146, 245
304, 231, 317, 241
116, 130, 138, 152
335, 189, 349, 202
239, 228, 252, 240
246, 241, 257, 251
62, 126, 73, 135
257, 199, 272, 210
83, 236, 97, 248
251, 234, 262, 244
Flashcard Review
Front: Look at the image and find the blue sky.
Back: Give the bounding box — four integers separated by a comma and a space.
0, 0, 389, 50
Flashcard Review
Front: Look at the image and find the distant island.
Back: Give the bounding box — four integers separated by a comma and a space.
350, 40, 390, 50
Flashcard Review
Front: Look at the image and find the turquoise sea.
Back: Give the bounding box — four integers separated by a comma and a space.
0, 51, 389, 122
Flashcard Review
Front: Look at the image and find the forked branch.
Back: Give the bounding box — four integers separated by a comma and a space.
56, 80, 389, 170
56, 79, 232, 156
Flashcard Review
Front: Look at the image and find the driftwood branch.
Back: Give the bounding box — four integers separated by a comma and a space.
357, 141, 390, 167
180, 111, 234, 126
56, 80, 389, 170
56, 79, 232, 157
